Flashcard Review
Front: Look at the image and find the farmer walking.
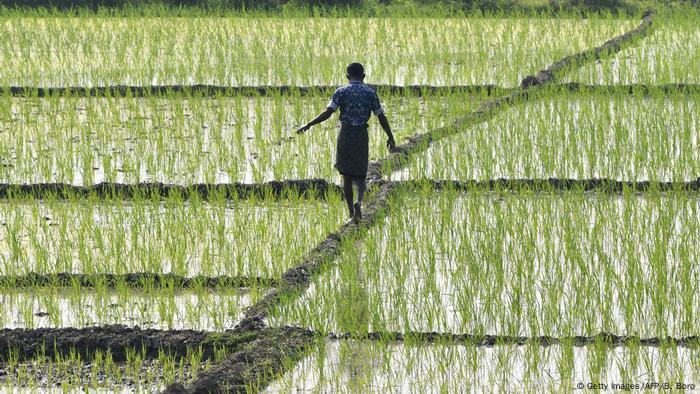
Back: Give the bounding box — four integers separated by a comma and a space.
297, 63, 396, 224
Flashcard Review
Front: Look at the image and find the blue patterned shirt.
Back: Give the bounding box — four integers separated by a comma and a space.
327, 80, 384, 127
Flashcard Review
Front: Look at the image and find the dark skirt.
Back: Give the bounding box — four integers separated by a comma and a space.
334, 123, 369, 178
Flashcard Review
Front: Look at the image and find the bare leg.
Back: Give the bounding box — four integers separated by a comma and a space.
355, 177, 367, 204
352, 176, 366, 224
343, 175, 354, 219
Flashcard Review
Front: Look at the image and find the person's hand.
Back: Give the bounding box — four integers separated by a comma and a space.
296, 124, 310, 134
387, 136, 396, 151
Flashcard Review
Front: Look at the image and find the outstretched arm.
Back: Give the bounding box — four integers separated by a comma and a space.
296, 108, 334, 134
377, 113, 396, 151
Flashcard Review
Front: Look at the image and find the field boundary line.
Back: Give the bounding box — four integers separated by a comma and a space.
4, 82, 697, 99
548, 83, 700, 94
3, 171, 698, 202
4, 170, 698, 202
3, 323, 696, 362
0, 179, 340, 200
326, 330, 700, 348
0, 84, 507, 98
396, 178, 700, 193
0, 272, 276, 289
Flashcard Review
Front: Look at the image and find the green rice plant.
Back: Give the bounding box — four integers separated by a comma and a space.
394, 91, 700, 182
0, 345, 224, 390
265, 339, 700, 393
271, 187, 700, 338
0, 93, 476, 185
0, 283, 264, 330
0, 17, 632, 87
0, 191, 344, 278
564, 11, 700, 84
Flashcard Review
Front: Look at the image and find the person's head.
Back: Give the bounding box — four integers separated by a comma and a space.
346, 63, 365, 81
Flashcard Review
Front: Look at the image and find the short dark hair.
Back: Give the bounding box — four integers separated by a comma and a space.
346, 63, 365, 78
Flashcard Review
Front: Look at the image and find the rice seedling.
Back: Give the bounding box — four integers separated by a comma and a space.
0, 345, 228, 391
271, 187, 700, 338
393, 91, 700, 182
0, 93, 477, 185
564, 11, 700, 84
0, 283, 262, 331
0, 191, 344, 278
265, 339, 700, 393
0, 17, 632, 87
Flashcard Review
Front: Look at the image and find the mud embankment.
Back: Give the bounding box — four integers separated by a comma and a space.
554, 82, 700, 94
4, 82, 693, 101
327, 331, 700, 348
400, 178, 700, 193
0, 326, 215, 362
0, 84, 505, 98
0, 272, 277, 289
164, 326, 314, 394
0, 180, 341, 200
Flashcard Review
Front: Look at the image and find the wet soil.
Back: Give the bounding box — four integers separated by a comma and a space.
0, 358, 196, 391
0, 327, 264, 390
0, 272, 277, 289
0, 325, 233, 362
165, 326, 315, 394
0, 180, 341, 201
326, 331, 700, 348
399, 178, 700, 193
